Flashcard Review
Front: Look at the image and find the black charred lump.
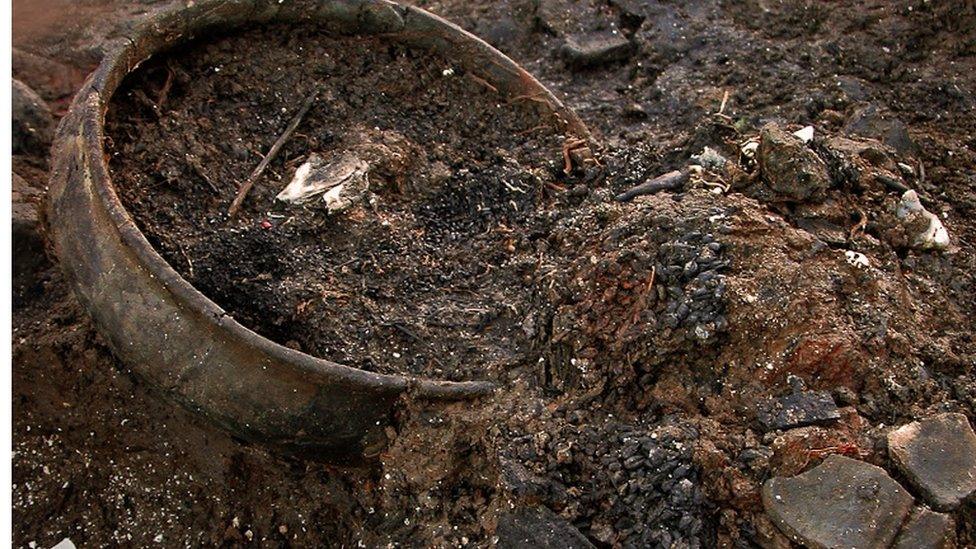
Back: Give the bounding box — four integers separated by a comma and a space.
757, 390, 840, 432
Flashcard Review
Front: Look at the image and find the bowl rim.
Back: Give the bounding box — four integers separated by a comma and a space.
48, 0, 595, 457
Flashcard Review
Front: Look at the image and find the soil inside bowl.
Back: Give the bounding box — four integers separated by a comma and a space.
106, 23, 578, 382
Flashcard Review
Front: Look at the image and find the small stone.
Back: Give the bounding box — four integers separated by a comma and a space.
845, 250, 870, 269
793, 125, 815, 143
757, 390, 840, 431
887, 412, 976, 511
892, 507, 955, 549
690, 146, 728, 171
622, 102, 647, 120
560, 32, 635, 69
12, 78, 55, 155
51, 539, 76, 549
762, 455, 913, 549
758, 124, 831, 202
496, 506, 595, 549
499, 459, 548, 499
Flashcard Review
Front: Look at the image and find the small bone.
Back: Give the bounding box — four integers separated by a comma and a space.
896, 190, 950, 251
276, 153, 370, 212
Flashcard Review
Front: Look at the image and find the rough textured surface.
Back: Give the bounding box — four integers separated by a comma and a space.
12, 47, 84, 104
496, 506, 595, 549
888, 413, 976, 511
757, 124, 831, 202
843, 103, 918, 157
104, 25, 567, 383
757, 390, 841, 431
12, 171, 48, 305
892, 507, 955, 549
13, 0, 976, 546
762, 455, 914, 549
12, 78, 54, 154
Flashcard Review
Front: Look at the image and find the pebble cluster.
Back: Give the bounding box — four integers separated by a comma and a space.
501, 416, 708, 549
654, 224, 730, 343
598, 422, 707, 548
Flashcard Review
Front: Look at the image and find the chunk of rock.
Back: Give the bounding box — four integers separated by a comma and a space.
793, 198, 851, 246
496, 506, 594, 549
691, 146, 728, 171
896, 190, 950, 251
887, 412, 976, 511
12, 78, 55, 155
13, 172, 49, 303
757, 390, 841, 431
762, 455, 913, 549
892, 507, 955, 549
758, 124, 831, 202
560, 32, 635, 69
843, 103, 918, 157
12, 48, 83, 101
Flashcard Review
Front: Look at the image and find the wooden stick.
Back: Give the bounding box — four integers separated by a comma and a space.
227, 89, 319, 217
615, 169, 688, 202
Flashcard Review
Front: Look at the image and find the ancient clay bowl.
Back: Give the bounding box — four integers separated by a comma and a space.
48, 0, 594, 462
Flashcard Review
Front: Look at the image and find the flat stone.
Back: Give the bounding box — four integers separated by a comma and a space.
497, 506, 594, 549
762, 455, 913, 549
560, 32, 635, 69
12, 78, 55, 155
758, 124, 831, 203
499, 459, 548, 500
887, 412, 976, 511
892, 507, 955, 549
843, 103, 918, 157
757, 390, 840, 431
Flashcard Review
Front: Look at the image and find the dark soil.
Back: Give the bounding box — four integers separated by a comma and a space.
13, 0, 976, 547
106, 24, 572, 381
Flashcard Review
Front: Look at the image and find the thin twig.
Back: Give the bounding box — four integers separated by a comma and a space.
156, 65, 175, 112
133, 89, 159, 118
562, 137, 587, 174
227, 89, 319, 217
178, 244, 194, 278
467, 73, 498, 93
186, 154, 219, 194
615, 266, 657, 347
718, 90, 730, 114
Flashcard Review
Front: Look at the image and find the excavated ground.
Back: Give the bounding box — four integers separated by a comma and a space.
12, 0, 976, 547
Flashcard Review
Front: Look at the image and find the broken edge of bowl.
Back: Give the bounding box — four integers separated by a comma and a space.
47, 0, 596, 463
